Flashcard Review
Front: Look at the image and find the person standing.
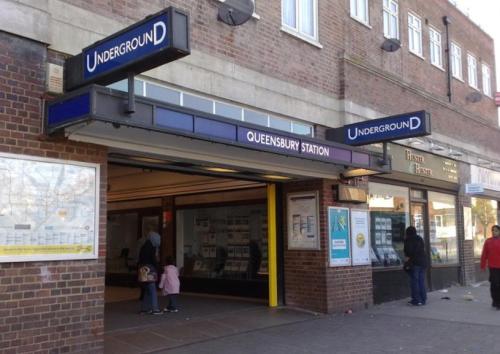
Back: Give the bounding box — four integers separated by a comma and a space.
480, 225, 500, 310
138, 231, 162, 315
159, 256, 180, 312
404, 226, 427, 306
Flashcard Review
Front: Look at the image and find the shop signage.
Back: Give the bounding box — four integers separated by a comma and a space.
465, 183, 484, 194
471, 165, 500, 192
327, 111, 431, 146
287, 192, 320, 250
64, 7, 190, 91
390, 144, 458, 183
350, 210, 370, 266
328, 207, 351, 266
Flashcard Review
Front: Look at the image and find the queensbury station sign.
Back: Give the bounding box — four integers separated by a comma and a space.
64, 7, 190, 91
326, 110, 431, 146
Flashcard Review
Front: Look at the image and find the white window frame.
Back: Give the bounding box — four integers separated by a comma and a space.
281, 0, 320, 46
429, 27, 443, 69
350, 0, 370, 26
467, 53, 479, 89
482, 63, 492, 97
450, 42, 463, 81
408, 12, 423, 57
383, 0, 399, 39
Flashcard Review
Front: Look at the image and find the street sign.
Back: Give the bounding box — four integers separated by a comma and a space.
465, 183, 484, 194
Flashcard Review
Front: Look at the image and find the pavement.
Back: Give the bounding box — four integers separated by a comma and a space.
104, 282, 500, 354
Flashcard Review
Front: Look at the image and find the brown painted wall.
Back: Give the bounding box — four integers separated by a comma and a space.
0, 32, 107, 353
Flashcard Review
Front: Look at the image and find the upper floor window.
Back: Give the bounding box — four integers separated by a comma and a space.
383, 0, 399, 39
408, 13, 422, 56
429, 27, 443, 68
282, 0, 318, 41
482, 63, 492, 97
350, 0, 369, 25
467, 53, 478, 89
450, 42, 462, 80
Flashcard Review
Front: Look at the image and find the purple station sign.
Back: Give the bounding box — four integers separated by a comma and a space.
238, 127, 368, 165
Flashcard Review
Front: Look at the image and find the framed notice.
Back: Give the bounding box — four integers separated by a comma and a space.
287, 192, 320, 250
328, 207, 351, 266
350, 210, 370, 266
0, 153, 100, 263
463, 206, 473, 241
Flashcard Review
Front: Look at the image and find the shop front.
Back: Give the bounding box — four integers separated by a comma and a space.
369, 144, 460, 303
468, 165, 500, 281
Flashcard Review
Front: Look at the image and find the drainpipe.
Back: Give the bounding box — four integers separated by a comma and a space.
443, 16, 452, 103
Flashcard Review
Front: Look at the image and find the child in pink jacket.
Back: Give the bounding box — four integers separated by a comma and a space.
159, 256, 180, 312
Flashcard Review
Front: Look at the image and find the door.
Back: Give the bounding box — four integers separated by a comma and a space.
410, 202, 432, 289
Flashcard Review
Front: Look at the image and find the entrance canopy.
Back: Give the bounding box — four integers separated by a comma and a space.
46, 85, 390, 180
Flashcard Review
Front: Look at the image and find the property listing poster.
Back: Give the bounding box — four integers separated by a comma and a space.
287, 192, 320, 250
328, 207, 351, 266
350, 209, 370, 265
0, 153, 99, 262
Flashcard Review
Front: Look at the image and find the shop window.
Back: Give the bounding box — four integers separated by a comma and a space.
472, 197, 498, 258
428, 192, 457, 264
106, 213, 140, 275
177, 204, 268, 282
368, 182, 409, 268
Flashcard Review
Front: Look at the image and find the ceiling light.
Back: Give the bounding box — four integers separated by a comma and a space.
408, 138, 424, 146
128, 156, 170, 164
430, 143, 445, 152
342, 168, 381, 178
448, 149, 463, 157
203, 167, 239, 173
261, 175, 291, 180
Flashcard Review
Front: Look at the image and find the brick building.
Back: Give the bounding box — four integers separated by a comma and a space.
0, 0, 499, 352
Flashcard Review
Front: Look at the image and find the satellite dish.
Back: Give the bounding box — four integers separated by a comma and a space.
381, 38, 401, 52
465, 91, 482, 103
218, 0, 254, 26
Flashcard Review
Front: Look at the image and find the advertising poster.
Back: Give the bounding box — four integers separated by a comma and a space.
328, 207, 351, 266
350, 210, 370, 265
287, 192, 320, 250
463, 206, 473, 241
0, 153, 99, 262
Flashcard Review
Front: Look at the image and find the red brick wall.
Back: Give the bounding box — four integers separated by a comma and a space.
344, 0, 497, 123
0, 32, 107, 353
283, 178, 372, 314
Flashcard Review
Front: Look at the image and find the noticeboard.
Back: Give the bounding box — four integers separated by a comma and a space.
328, 207, 351, 266
0, 153, 99, 262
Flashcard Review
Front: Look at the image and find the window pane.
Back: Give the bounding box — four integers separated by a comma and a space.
146, 82, 181, 105
244, 109, 268, 126
472, 198, 498, 257
269, 116, 292, 131
428, 192, 457, 264
283, 0, 296, 28
183, 93, 213, 113
292, 122, 312, 136
368, 183, 410, 268
107, 79, 143, 95
215, 102, 242, 120
300, 0, 314, 37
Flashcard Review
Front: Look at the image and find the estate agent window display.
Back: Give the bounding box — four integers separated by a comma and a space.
471, 197, 499, 258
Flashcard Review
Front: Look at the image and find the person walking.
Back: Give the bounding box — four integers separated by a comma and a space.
480, 225, 500, 310
159, 256, 180, 313
404, 226, 427, 306
138, 231, 162, 315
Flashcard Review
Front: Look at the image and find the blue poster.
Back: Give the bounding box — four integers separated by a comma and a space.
328, 207, 351, 266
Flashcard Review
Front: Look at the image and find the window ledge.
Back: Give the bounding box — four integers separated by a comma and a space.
350, 15, 372, 29
452, 75, 464, 83
409, 50, 425, 61
281, 26, 323, 49
469, 84, 480, 92
431, 63, 445, 72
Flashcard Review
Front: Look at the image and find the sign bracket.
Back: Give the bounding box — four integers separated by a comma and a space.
378, 141, 389, 166
125, 72, 135, 114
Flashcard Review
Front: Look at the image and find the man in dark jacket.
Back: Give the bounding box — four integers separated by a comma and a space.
404, 226, 427, 306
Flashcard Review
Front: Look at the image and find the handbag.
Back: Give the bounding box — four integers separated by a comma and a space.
138, 265, 158, 282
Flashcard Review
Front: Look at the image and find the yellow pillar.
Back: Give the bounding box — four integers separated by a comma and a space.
267, 183, 278, 307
